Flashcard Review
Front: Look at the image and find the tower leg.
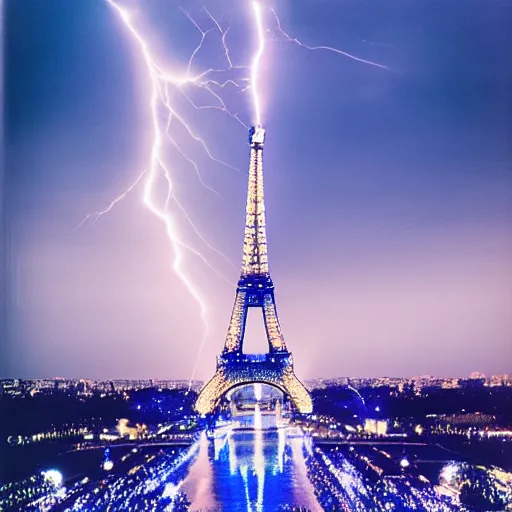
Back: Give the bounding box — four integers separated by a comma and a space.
195, 363, 312, 415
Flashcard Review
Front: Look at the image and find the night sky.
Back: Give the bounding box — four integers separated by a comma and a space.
2, 0, 511, 380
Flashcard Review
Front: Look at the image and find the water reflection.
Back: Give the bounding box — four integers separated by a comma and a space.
184, 425, 321, 511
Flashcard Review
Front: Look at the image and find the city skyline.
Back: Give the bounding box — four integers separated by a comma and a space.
2, 0, 512, 381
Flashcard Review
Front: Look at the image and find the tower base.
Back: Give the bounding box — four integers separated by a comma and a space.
195, 352, 313, 415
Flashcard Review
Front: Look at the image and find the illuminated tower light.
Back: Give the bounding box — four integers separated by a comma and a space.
195, 126, 312, 415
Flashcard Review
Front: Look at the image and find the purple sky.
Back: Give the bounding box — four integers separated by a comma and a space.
2, 0, 512, 380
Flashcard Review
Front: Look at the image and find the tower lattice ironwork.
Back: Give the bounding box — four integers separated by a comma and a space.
195, 126, 312, 414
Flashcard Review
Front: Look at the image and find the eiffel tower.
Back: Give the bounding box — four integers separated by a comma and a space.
195, 126, 312, 415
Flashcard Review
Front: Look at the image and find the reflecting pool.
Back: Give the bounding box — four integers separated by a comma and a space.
183, 423, 321, 511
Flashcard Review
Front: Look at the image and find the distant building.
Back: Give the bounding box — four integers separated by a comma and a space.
489, 374, 511, 387
364, 419, 388, 436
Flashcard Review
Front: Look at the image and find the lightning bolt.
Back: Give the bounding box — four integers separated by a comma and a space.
99, 0, 253, 384
75, 1, 386, 385
71, 168, 148, 232
271, 8, 389, 71
251, 1, 266, 126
